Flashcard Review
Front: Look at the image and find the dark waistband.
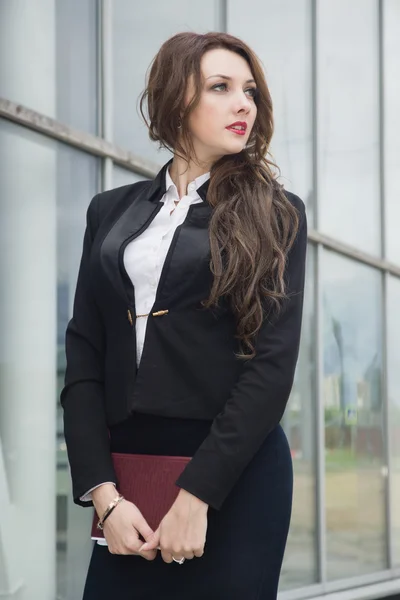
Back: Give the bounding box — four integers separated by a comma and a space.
108, 411, 213, 457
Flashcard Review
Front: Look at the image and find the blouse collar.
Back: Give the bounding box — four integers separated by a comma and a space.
165, 168, 211, 200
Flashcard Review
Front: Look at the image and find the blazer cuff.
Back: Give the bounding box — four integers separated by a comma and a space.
175, 467, 227, 510
80, 481, 116, 503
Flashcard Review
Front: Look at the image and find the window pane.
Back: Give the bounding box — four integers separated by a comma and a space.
0, 1, 98, 134
228, 0, 314, 223
0, 119, 100, 598
55, 0, 99, 133
112, 0, 220, 161
280, 244, 318, 589
317, 0, 380, 254
0, 119, 58, 598
323, 251, 386, 579
387, 275, 400, 566
56, 145, 99, 599
383, 0, 400, 265
112, 166, 149, 190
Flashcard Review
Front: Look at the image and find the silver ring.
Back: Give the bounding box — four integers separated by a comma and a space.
172, 556, 185, 565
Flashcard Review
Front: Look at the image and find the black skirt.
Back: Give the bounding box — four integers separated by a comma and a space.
82, 412, 293, 600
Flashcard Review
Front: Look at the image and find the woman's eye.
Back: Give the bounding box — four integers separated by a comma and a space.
212, 83, 227, 91
246, 87, 258, 98
211, 83, 258, 99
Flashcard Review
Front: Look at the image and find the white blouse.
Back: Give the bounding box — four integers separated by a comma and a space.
124, 167, 211, 368
82, 167, 211, 539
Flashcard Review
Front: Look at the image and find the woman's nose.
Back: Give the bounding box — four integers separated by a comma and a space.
233, 92, 252, 114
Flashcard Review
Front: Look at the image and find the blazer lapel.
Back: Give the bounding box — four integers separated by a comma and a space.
99, 189, 162, 304
99, 159, 213, 307
155, 202, 213, 305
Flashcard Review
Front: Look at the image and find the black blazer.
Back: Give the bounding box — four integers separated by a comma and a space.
60, 159, 307, 510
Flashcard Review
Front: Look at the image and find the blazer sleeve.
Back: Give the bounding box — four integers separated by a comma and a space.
175, 200, 308, 510
60, 194, 117, 507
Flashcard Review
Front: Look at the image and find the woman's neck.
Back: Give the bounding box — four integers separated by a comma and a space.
168, 155, 212, 199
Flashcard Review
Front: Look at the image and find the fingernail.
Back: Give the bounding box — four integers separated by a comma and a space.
139, 543, 147, 551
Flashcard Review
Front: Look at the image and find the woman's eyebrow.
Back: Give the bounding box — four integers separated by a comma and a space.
206, 74, 256, 84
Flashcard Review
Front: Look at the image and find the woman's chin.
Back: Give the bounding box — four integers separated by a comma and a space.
219, 141, 247, 156
203, 141, 247, 161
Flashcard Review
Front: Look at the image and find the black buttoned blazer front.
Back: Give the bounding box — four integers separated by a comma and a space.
60, 159, 308, 510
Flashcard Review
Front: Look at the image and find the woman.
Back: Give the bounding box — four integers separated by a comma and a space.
61, 31, 307, 599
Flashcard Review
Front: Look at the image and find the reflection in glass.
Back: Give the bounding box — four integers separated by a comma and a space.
112, 0, 219, 161
323, 250, 385, 579
56, 148, 99, 599
228, 0, 314, 222
387, 276, 400, 566
280, 244, 317, 589
383, 0, 400, 265
317, 0, 380, 254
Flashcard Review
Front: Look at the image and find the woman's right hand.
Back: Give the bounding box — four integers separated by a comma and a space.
92, 484, 157, 560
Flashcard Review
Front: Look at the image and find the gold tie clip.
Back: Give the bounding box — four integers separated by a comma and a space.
127, 309, 169, 324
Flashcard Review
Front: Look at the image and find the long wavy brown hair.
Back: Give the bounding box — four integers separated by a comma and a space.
139, 31, 300, 360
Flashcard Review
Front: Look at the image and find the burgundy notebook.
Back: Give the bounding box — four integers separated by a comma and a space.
91, 452, 192, 541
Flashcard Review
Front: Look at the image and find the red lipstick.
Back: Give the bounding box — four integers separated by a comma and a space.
225, 121, 247, 136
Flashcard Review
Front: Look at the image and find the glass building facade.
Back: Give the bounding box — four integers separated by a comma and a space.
0, 1, 399, 599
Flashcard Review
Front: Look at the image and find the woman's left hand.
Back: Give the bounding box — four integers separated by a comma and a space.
138, 489, 209, 563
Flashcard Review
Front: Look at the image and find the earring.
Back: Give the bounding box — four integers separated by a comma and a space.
177, 118, 182, 129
